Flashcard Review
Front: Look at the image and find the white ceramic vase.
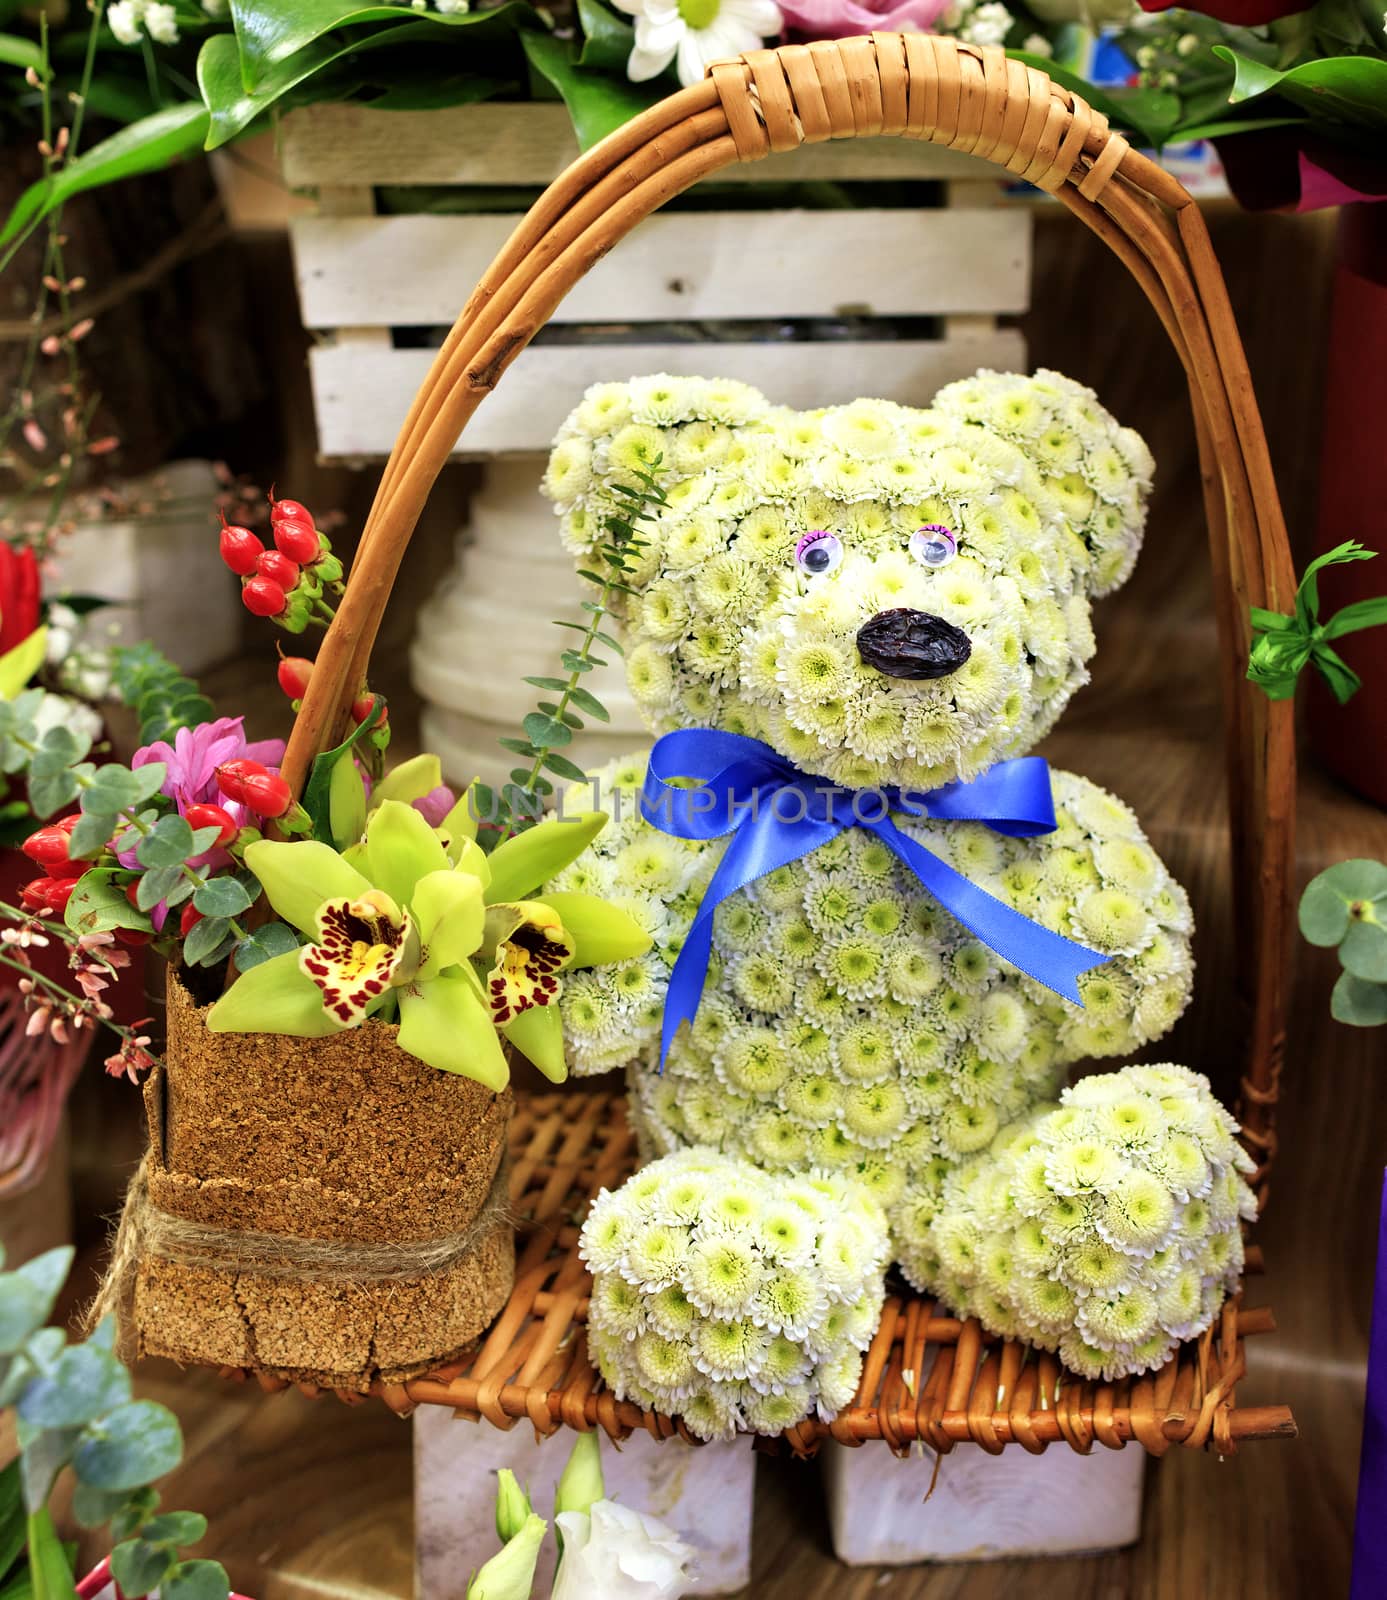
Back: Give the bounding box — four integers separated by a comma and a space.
411, 454, 646, 792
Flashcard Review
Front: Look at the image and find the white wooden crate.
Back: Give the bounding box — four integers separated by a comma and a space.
279, 102, 1030, 459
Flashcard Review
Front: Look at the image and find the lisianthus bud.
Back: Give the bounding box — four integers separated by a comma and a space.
239, 771, 294, 820
277, 656, 314, 699
494, 1470, 533, 1544
215, 758, 269, 803
242, 577, 287, 618
256, 550, 300, 592
219, 520, 263, 577
184, 802, 239, 847
464, 1515, 547, 1600
274, 517, 321, 565
21, 875, 76, 914
553, 1430, 603, 1518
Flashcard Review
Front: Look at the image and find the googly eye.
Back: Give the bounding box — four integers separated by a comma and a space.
794, 531, 843, 577
910, 525, 958, 568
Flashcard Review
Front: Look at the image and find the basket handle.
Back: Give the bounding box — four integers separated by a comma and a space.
283, 33, 1296, 1191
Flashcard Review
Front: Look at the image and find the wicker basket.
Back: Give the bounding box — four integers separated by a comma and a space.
223, 34, 1297, 1454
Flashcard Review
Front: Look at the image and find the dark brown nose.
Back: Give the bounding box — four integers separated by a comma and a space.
856, 608, 972, 679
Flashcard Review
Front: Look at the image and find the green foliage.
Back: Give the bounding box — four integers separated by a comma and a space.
110, 645, 213, 748
1248, 542, 1387, 705
1302, 859, 1387, 1026
0, 1245, 228, 1600
491, 460, 665, 842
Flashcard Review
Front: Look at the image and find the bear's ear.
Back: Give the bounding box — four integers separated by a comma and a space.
932, 368, 1154, 598
541, 374, 776, 595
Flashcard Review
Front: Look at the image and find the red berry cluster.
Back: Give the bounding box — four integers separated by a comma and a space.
215, 758, 294, 820
19, 813, 84, 916
274, 654, 390, 745
219, 496, 344, 634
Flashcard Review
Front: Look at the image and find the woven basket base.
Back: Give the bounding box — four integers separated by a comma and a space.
228, 1094, 1295, 1453
134, 1211, 515, 1391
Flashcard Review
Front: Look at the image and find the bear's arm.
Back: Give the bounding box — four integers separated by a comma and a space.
1002, 767, 1196, 1063
553, 750, 723, 1078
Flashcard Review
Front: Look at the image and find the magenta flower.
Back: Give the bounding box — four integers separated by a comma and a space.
411, 785, 457, 828
778, 0, 954, 38
134, 716, 285, 812
127, 717, 287, 888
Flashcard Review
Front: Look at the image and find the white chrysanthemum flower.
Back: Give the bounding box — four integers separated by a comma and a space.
920, 1067, 1256, 1379
581, 1150, 887, 1436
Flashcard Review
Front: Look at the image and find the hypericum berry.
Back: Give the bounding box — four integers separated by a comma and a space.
219, 519, 264, 577
180, 903, 204, 937
21, 875, 76, 913
241, 577, 287, 618
239, 771, 293, 820
273, 517, 321, 565
255, 550, 300, 591
124, 881, 143, 910
215, 758, 269, 803
277, 656, 314, 699
271, 497, 313, 528
351, 693, 387, 728
184, 802, 239, 847
22, 820, 83, 874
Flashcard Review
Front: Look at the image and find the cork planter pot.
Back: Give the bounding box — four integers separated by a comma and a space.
127, 973, 514, 1391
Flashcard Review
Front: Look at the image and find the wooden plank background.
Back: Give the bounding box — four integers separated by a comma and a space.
278, 102, 1003, 187
289, 208, 1031, 328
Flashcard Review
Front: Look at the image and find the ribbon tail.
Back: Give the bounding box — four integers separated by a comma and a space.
657, 810, 839, 1070
872, 815, 1110, 1006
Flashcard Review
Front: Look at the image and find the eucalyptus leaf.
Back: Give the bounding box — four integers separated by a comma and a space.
135, 815, 196, 870
111, 1537, 175, 1595
20, 1427, 80, 1516
182, 915, 232, 967
140, 1511, 208, 1548
232, 922, 301, 972
566, 686, 609, 722
162, 1560, 232, 1600
1331, 969, 1387, 1027
26, 769, 80, 822
72, 1401, 183, 1493
522, 712, 572, 750
68, 810, 118, 860
17, 1344, 131, 1431
1342, 919, 1387, 983
1299, 870, 1354, 946
191, 877, 253, 919
71, 1480, 133, 1531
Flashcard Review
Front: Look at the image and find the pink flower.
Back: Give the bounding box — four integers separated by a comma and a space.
778, 0, 954, 39
127, 716, 286, 887
411, 785, 457, 828
134, 716, 284, 814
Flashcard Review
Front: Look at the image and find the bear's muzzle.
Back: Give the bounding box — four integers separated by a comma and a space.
856, 608, 972, 679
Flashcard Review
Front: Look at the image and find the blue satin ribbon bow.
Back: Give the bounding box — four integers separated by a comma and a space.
639, 729, 1111, 1070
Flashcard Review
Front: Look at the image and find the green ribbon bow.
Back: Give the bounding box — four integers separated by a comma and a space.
1248, 541, 1387, 705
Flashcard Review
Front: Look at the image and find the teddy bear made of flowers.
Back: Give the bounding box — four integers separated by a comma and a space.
539, 368, 1257, 1436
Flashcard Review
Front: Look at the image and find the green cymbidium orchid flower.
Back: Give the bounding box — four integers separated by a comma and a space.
206, 797, 648, 1089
